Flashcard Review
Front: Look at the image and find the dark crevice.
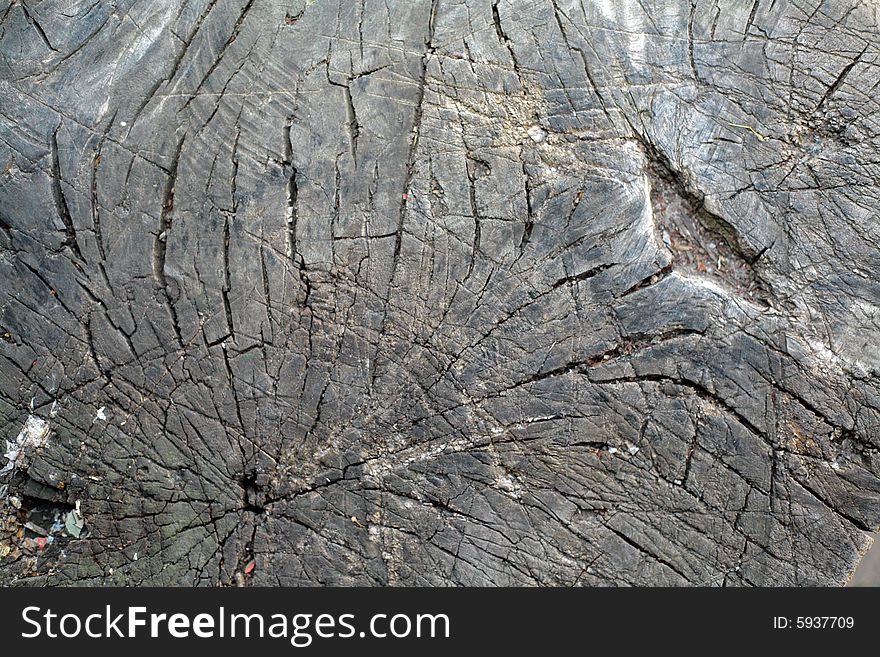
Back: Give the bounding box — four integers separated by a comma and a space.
282, 116, 299, 265
286, 166, 299, 262
518, 161, 534, 254
326, 64, 360, 162
687, 2, 699, 79
325, 67, 391, 165
221, 126, 240, 344
620, 263, 673, 297
813, 44, 868, 115
386, 0, 437, 313
129, 0, 222, 127
259, 245, 273, 325
221, 345, 246, 432
491, 0, 523, 86
20, 2, 58, 53
551, 263, 615, 290
464, 155, 488, 276
153, 135, 186, 347
90, 148, 106, 261
591, 373, 765, 439
342, 82, 359, 161
182, 0, 256, 110
603, 522, 692, 582
284, 7, 304, 25
83, 314, 112, 383
341, 82, 360, 161
588, 327, 705, 367
49, 126, 84, 261
575, 47, 614, 123
240, 472, 266, 513
20, 261, 74, 316
495, 327, 701, 393
221, 213, 236, 342
636, 135, 773, 306
491, 1, 506, 43
743, 0, 760, 41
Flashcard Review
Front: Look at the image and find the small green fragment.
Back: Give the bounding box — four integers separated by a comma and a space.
65, 501, 84, 538
65, 512, 81, 537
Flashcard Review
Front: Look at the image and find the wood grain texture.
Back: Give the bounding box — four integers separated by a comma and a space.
1, 0, 879, 585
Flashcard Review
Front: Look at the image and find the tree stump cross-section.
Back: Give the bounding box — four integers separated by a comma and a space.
1, 0, 879, 586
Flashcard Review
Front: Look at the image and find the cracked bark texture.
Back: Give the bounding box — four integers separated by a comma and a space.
1, 0, 879, 586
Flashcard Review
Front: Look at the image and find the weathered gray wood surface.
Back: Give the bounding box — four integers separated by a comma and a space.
1, 0, 879, 585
